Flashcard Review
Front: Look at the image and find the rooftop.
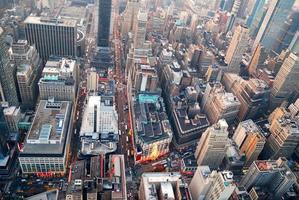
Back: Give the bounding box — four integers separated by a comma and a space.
80, 96, 118, 134
20, 100, 71, 156
24, 16, 77, 27
133, 95, 172, 144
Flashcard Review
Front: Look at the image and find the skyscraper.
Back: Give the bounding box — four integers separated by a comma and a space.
121, 0, 140, 36
9, 40, 41, 109
271, 53, 299, 107
246, 0, 267, 28
253, 0, 295, 52
225, 25, 249, 74
194, 119, 229, 169
205, 171, 236, 200
134, 10, 148, 49
0, 27, 19, 106
0, 105, 9, 159
97, 0, 112, 47
233, 120, 266, 167
249, 0, 268, 38
263, 107, 299, 159
24, 16, 77, 60
240, 158, 296, 199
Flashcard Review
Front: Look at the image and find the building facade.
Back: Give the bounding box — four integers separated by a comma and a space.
24, 16, 77, 60
38, 58, 78, 102
195, 119, 229, 169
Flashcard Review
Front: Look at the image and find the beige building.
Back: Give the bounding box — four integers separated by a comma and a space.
189, 166, 213, 200
222, 73, 270, 121
225, 25, 249, 74
265, 107, 299, 159
271, 53, 299, 108
121, 0, 140, 36
247, 44, 267, 76
202, 83, 240, 124
195, 119, 229, 169
3, 106, 21, 133
205, 171, 236, 200
233, 120, 266, 167
134, 10, 148, 49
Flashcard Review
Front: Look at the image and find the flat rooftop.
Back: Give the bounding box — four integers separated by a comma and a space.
20, 100, 71, 156
80, 96, 118, 134
24, 16, 77, 27
133, 95, 172, 144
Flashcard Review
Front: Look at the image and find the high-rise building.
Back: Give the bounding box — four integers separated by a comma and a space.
237, 0, 249, 18
24, 16, 77, 60
271, 53, 299, 108
38, 58, 78, 102
240, 158, 296, 199
97, 0, 112, 47
134, 10, 148, 49
19, 99, 72, 174
253, 0, 295, 52
247, 44, 268, 75
195, 119, 229, 169
121, 0, 140, 36
288, 31, 299, 54
205, 171, 236, 200
233, 120, 266, 167
264, 107, 299, 159
225, 25, 249, 74
246, 0, 267, 28
202, 83, 241, 125
222, 73, 270, 121
0, 105, 9, 159
3, 106, 21, 134
249, 0, 268, 38
0, 28, 19, 106
189, 166, 213, 200
9, 40, 41, 109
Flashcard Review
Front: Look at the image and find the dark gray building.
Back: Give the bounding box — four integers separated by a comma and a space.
97, 0, 112, 47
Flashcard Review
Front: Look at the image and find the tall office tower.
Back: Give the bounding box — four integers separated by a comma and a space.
240, 158, 296, 199
275, 12, 299, 53
97, 0, 112, 47
247, 0, 267, 28
222, 73, 271, 121
247, 44, 268, 75
225, 25, 249, 74
253, 0, 295, 52
9, 40, 41, 109
249, 0, 268, 38
205, 171, 236, 200
24, 16, 77, 60
233, 120, 266, 167
86, 68, 98, 92
189, 166, 214, 200
263, 107, 299, 159
221, 0, 235, 12
0, 27, 19, 106
202, 83, 240, 125
38, 58, 78, 102
121, 0, 139, 36
134, 10, 148, 49
0, 105, 9, 159
271, 53, 299, 108
195, 119, 229, 169
288, 31, 299, 54
237, 0, 249, 18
